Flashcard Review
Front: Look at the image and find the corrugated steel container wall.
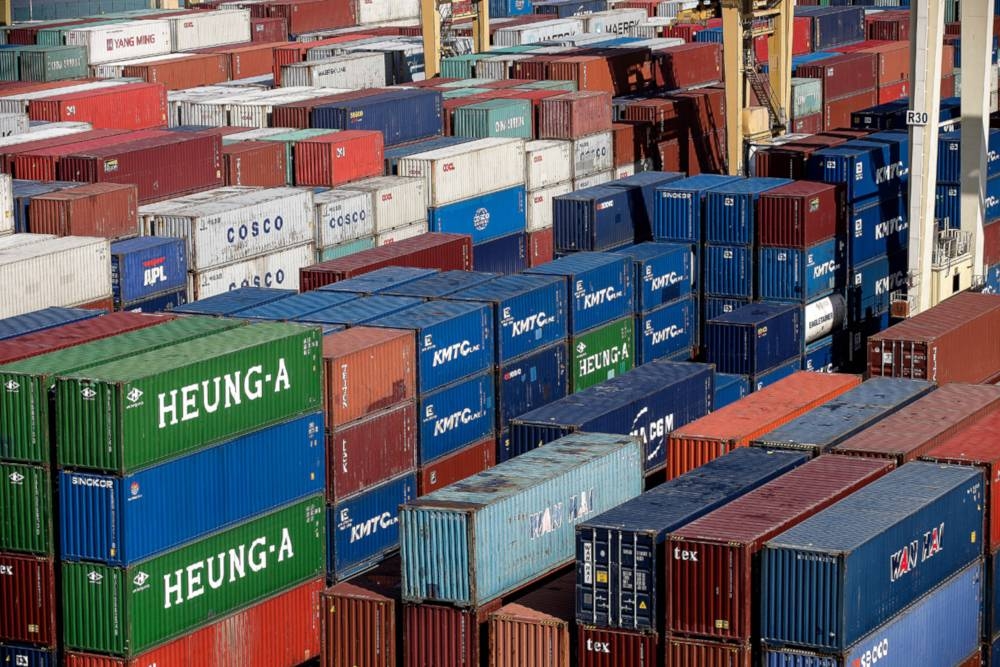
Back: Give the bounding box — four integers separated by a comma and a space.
168, 10, 251, 51
705, 303, 803, 376
65, 21, 172, 65
322, 578, 398, 667
798, 6, 865, 51
55, 322, 322, 473
758, 181, 841, 248
346, 176, 426, 236
667, 638, 750, 667
703, 177, 793, 246
806, 143, 901, 203
319, 237, 375, 262
18, 46, 88, 83
539, 91, 613, 140
223, 141, 287, 187
29, 183, 138, 239
404, 600, 501, 667
59, 412, 325, 566
297, 295, 422, 329
283, 53, 386, 89
417, 372, 495, 464
760, 462, 983, 652
572, 132, 613, 179
472, 232, 529, 275
0, 306, 101, 341
328, 402, 416, 504
528, 228, 554, 267
62, 497, 326, 657
527, 181, 572, 233
329, 473, 416, 582
453, 99, 533, 140
758, 238, 845, 303
795, 53, 877, 102
489, 602, 571, 667
667, 372, 861, 479
577, 626, 658, 667
496, 343, 569, 454
189, 242, 314, 299
119, 289, 187, 314
637, 296, 695, 364
110, 237, 186, 307
570, 317, 635, 393
0, 552, 55, 646
398, 138, 526, 207
849, 250, 909, 324
169, 287, 293, 316
28, 83, 168, 131
667, 456, 893, 642
652, 174, 742, 242
576, 447, 810, 631
295, 131, 384, 188
401, 434, 643, 607
428, 185, 526, 245
419, 437, 495, 496
525, 140, 573, 191
0, 644, 52, 666
554, 186, 636, 253
123, 54, 230, 91
713, 373, 750, 411
525, 252, 633, 334
704, 244, 752, 298
312, 91, 443, 148
314, 189, 374, 249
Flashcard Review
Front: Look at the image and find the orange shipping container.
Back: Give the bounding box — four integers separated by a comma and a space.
27, 82, 168, 130
548, 56, 615, 95
489, 573, 576, 667
222, 141, 287, 187
295, 130, 384, 187
322, 563, 400, 667
667, 372, 861, 478
122, 53, 228, 91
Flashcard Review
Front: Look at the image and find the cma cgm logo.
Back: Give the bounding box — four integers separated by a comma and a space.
889, 522, 944, 582
143, 257, 168, 286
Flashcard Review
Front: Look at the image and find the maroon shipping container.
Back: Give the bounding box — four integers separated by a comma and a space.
513, 56, 562, 81
0, 552, 55, 647
623, 98, 681, 132
28, 82, 168, 131
28, 182, 139, 238
76, 296, 114, 311
789, 112, 823, 135
758, 181, 840, 247
832, 383, 1000, 463
223, 141, 287, 187
12, 128, 169, 181
265, 0, 355, 37
538, 91, 612, 140
667, 637, 751, 667
489, 572, 576, 667
329, 402, 417, 503
121, 53, 228, 91
404, 600, 501, 667
868, 292, 1000, 384
527, 229, 553, 268
878, 80, 909, 104
301, 233, 472, 290
252, 16, 288, 43
417, 437, 494, 496
755, 145, 816, 181
322, 562, 400, 667
796, 53, 878, 102
654, 43, 722, 91
577, 626, 658, 667
941, 75, 957, 99
294, 130, 384, 187
0, 312, 172, 365
672, 88, 726, 138
573, 47, 655, 96
0, 129, 129, 174
824, 89, 877, 131
196, 41, 283, 79
661, 23, 706, 42
611, 123, 636, 167
58, 132, 224, 204
866, 10, 910, 41
985, 220, 1000, 266
667, 456, 892, 642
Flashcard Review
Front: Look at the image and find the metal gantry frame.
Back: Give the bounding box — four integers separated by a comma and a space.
421, 0, 490, 80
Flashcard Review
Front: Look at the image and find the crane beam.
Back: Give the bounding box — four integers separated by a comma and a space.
960, 0, 992, 278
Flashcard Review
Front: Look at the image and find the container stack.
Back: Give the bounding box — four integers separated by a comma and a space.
539, 91, 616, 190
524, 139, 573, 264
109, 236, 189, 312
704, 303, 804, 390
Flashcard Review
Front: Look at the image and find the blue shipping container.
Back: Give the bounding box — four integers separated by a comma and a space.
704, 295, 751, 322
123, 288, 187, 314
418, 372, 495, 463
991, 546, 1000, 638
489, 0, 532, 17
532, 0, 607, 17
429, 186, 526, 245
936, 176, 1000, 228
496, 343, 568, 459
472, 232, 528, 275
296, 295, 423, 327
553, 186, 636, 253
525, 252, 633, 334
703, 177, 792, 245
713, 372, 750, 410
110, 237, 187, 307
312, 89, 444, 147
0, 306, 102, 342
704, 244, 753, 298
795, 5, 865, 50
317, 267, 439, 295
329, 472, 417, 582
938, 129, 1000, 183
652, 174, 742, 242
758, 238, 846, 302
382, 270, 498, 299
0, 645, 53, 667
807, 142, 905, 203
576, 447, 809, 630
705, 302, 803, 376
846, 194, 908, 266
170, 287, 295, 316
59, 413, 325, 566
237, 289, 358, 321
752, 357, 801, 392
802, 335, 835, 373
760, 462, 984, 651
636, 296, 695, 365
605, 171, 684, 240
613, 241, 692, 312
849, 250, 908, 322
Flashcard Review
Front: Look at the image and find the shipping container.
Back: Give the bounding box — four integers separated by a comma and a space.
18, 45, 87, 83
528, 228, 554, 267
703, 177, 792, 246
379, 270, 497, 299
312, 90, 443, 148
0, 644, 52, 667
322, 564, 399, 667
795, 6, 865, 51
187, 242, 315, 300
313, 189, 374, 249
417, 371, 495, 464
0, 306, 101, 341
636, 296, 695, 363
654, 43, 722, 90
298, 295, 422, 328
570, 316, 634, 393
553, 186, 635, 253
167, 9, 251, 51
489, 572, 577, 667
577, 625, 658, 667
525, 252, 632, 334
222, 141, 287, 187
404, 599, 501, 667
758, 180, 841, 248
539, 91, 613, 140
0, 463, 49, 557
240, 290, 358, 322
398, 138, 526, 207
110, 237, 186, 308
472, 232, 530, 275
496, 343, 568, 456
454, 99, 533, 139
795, 53, 877, 103
652, 174, 742, 242
703, 244, 752, 298
713, 372, 750, 410
29, 82, 167, 131
428, 186, 526, 245
328, 402, 415, 503
418, 436, 495, 496
169, 286, 293, 316
341, 176, 426, 236
758, 238, 846, 302
283, 53, 386, 89
807, 142, 904, 203
29, 182, 137, 239
0, 552, 55, 646
295, 130, 385, 188
571, 131, 613, 179
705, 303, 802, 376
119, 289, 187, 314
65, 21, 172, 65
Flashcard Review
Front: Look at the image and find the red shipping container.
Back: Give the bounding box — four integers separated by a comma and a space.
223, 141, 288, 187
75, 295, 114, 311
819, 128, 871, 140
667, 637, 751, 667
295, 130, 384, 187
688, 129, 726, 175
488, 572, 575, 667
122, 53, 228, 91
612, 122, 637, 167
404, 600, 501, 667
329, 402, 417, 503
527, 228, 553, 268
658, 137, 683, 173
624, 98, 681, 132
655, 43, 723, 90
941, 75, 957, 99
596, 47, 657, 96
796, 53, 878, 102
792, 16, 813, 55
758, 180, 841, 247
547, 56, 615, 95
861, 41, 910, 85
667, 456, 892, 642
0, 552, 56, 647
662, 23, 706, 42
985, 219, 1000, 266
0, 312, 172, 365
866, 10, 910, 41
789, 113, 823, 135
29, 182, 139, 238
12, 129, 168, 181
27, 82, 168, 130
667, 372, 861, 479
322, 565, 400, 667
672, 88, 726, 138
505, 89, 562, 137
64, 577, 323, 667
418, 437, 494, 496
618, 0, 658, 17
265, 0, 355, 37
539, 91, 613, 140
824, 89, 877, 131
58, 132, 224, 204
878, 80, 909, 104
833, 384, 1000, 464
197, 41, 284, 80
252, 16, 287, 43
788, 135, 849, 149
577, 626, 658, 667
513, 56, 561, 81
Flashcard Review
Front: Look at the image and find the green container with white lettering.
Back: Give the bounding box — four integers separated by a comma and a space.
0, 462, 51, 554
453, 99, 534, 139
570, 317, 634, 393
54, 321, 323, 474
0, 316, 243, 466
18, 45, 88, 82
62, 495, 326, 657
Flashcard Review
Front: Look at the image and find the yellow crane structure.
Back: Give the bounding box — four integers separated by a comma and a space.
421, 0, 491, 79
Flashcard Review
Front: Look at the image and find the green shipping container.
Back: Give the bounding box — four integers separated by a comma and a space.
0, 462, 50, 554
515, 79, 578, 92
62, 495, 326, 656
790, 77, 822, 119
0, 316, 242, 466
454, 99, 533, 139
0, 48, 22, 82
55, 321, 323, 473
319, 236, 375, 262
441, 87, 491, 100
19, 46, 88, 82
440, 54, 485, 79
570, 317, 634, 393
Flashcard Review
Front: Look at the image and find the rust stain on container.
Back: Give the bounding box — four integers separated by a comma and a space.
667, 636, 751, 667
328, 402, 417, 504
405, 600, 501, 667
28, 182, 139, 238
322, 561, 401, 667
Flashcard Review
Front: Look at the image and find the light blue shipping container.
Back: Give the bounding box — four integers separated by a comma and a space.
525, 252, 634, 334
319, 237, 376, 261
613, 241, 693, 312
791, 77, 823, 118
758, 238, 846, 302
418, 372, 495, 464
636, 296, 695, 364
428, 186, 526, 245
400, 432, 643, 607
705, 244, 753, 298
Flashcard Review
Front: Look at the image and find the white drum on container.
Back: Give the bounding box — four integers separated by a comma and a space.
65, 21, 172, 65
527, 181, 572, 232
0, 236, 111, 318
314, 189, 374, 248
525, 139, 573, 191
189, 242, 314, 300
804, 294, 847, 344
397, 138, 526, 207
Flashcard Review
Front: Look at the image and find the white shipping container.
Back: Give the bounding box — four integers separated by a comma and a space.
540, 33, 609, 48
0, 81, 137, 115
344, 176, 426, 233
189, 242, 314, 300
0, 234, 57, 252
226, 88, 349, 128
91, 53, 192, 79
492, 19, 585, 47
0, 113, 29, 138
525, 140, 573, 191
572, 131, 614, 178
167, 85, 235, 126
169, 10, 252, 52
398, 138, 526, 207
618, 37, 685, 51
657, 0, 698, 18
475, 55, 534, 80
375, 219, 426, 246
0, 174, 13, 236
314, 189, 374, 248
139, 186, 255, 234
152, 188, 316, 270
0, 236, 111, 318
614, 163, 637, 179
222, 128, 297, 144
574, 170, 614, 190
526, 181, 572, 232
583, 10, 648, 35
280, 53, 386, 89
353, 0, 420, 25
65, 21, 172, 65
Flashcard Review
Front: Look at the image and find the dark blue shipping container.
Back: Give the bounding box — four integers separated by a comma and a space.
605, 171, 685, 241
532, 0, 607, 17
636, 296, 695, 364
936, 176, 1000, 228
859, 132, 910, 174
382, 270, 498, 298
613, 241, 692, 312
938, 129, 1000, 183
237, 289, 359, 320
0, 306, 102, 341
807, 142, 905, 203
367, 299, 494, 393
577, 447, 809, 630
510, 360, 713, 472
704, 295, 751, 321
694, 27, 724, 43
803, 335, 836, 373
713, 372, 750, 410
489, 0, 532, 17
110, 237, 187, 307
652, 174, 742, 242
11, 179, 77, 233
472, 232, 528, 274
794, 5, 865, 50
383, 135, 473, 174
311, 89, 444, 147
0, 645, 53, 667
705, 302, 802, 376
760, 462, 984, 652
125, 288, 187, 314
993, 634, 1000, 667
991, 547, 1000, 638
849, 250, 908, 323
296, 295, 423, 327
704, 244, 753, 298
525, 252, 633, 334
418, 372, 495, 463
758, 238, 846, 302
983, 262, 1000, 295
703, 177, 792, 245
170, 287, 295, 316
429, 185, 526, 244
553, 185, 636, 253
763, 560, 984, 667
496, 343, 568, 458
317, 267, 439, 295
449, 273, 567, 363
850, 99, 909, 132
846, 194, 908, 266
59, 412, 326, 566
752, 357, 802, 391
328, 472, 417, 582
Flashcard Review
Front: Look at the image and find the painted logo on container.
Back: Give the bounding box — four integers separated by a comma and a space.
503, 307, 556, 337
426, 335, 483, 368
338, 507, 398, 545
7, 472, 23, 485
889, 522, 944, 582
575, 281, 624, 310
473, 207, 490, 232
143, 256, 169, 287
852, 637, 889, 667
575, 339, 630, 379
528, 488, 595, 539
630, 406, 673, 464
3, 380, 18, 392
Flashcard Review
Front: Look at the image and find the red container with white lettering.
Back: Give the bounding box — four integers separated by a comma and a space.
328, 402, 417, 503
27, 82, 168, 130
0, 552, 56, 647
294, 130, 384, 188
577, 625, 659, 667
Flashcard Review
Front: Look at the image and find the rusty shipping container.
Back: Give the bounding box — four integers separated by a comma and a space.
322, 562, 400, 667
417, 437, 495, 496
222, 141, 287, 187
0, 552, 55, 647
328, 402, 416, 504
489, 571, 576, 667
667, 372, 861, 479
667, 637, 751, 667
577, 626, 658, 667
405, 600, 501, 667
12, 129, 168, 181
539, 91, 613, 140
28, 183, 138, 238
122, 53, 229, 91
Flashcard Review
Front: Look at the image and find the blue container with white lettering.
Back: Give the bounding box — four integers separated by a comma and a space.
807, 142, 904, 203
449, 274, 566, 363
122, 288, 187, 314
846, 194, 908, 266
613, 241, 692, 312
704, 296, 751, 322
532, 0, 606, 17
860, 132, 910, 172
652, 174, 742, 242
473, 232, 528, 275
0, 645, 52, 667
802, 335, 836, 373
312, 89, 443, 147
758, 238, 846, 302
849, 250, 908, 323
983, 262, 1000, 295
936, 175, 1000, 228
382, 270, 499, 299
760, 462, 984, 652
553, 186, 636, 254
171, 287, 295, 316
705, 244, 753, 298
328, 472, 417, 582
429, 186, 526, 245
525, 252, 633, 334
237, 290, 359, 320
317, 267, 439, 295
509, 360, 713, 472
606, 171, 685, 240
794, 5, 864, 51
59, 412, 325, 566
705, 302, 802, 376
0, 306, 102, 341
11, 179, 76, 232
110, 237, 187, 308
990, 547, 1000, 638
369, 300, 494, 393
713, 373, 750, 410
496, 343, 568, 459
489, 0, 533, 17
296, 295, 423, 327
752, 357, 800, 391
938, 129, 1000, 183
704, 177, 792, 245
418, 371, 495, 463
636, 296, 695, 365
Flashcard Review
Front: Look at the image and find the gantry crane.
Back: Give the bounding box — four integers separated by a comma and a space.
421, 0, 490, 79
